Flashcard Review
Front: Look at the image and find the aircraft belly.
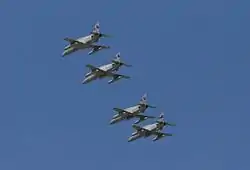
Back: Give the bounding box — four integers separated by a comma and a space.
144, 131, 152, 137
98, 74, 106, 79
126, 114, 134, 119
73, 43, 88, 49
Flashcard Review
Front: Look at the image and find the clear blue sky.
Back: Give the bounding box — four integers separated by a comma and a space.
0, 0, 249, 169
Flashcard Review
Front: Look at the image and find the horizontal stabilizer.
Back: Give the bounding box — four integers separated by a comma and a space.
100, 33, 112, 37
167, 122, 176, 126
147, 104, 156, 108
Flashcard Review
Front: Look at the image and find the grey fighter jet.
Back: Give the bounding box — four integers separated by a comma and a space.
82, 53, 131, 84
128, 113, 175, 142
109, 94, 156, 125
62, 21, 111, 57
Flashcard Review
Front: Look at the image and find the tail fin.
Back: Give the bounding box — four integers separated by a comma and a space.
91, 21, 100, 34
112, 52, 121, 63
90, 21, 112, 38
139, 93, 147, 104
111, 52, 132, 67
156, 112, 176, 126
157, 112, 165, 123
139, 93, 156, 108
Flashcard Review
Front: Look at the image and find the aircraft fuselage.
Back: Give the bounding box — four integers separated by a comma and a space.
110, 105, 148, 124
62, 34, 100, 56
128, 123, 165, 142
82, 63, 117, 84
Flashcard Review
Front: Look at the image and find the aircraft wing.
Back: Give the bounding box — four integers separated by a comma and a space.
88, 67, 130, 79
132, 124, 151, 132
153, 131, 173, 136
109, 72, 130, 79
89, 44, 110, 49
135, 114, 155, 119
85, 64, 108, 73
132, 124, 143, 131
107, 73, 130, 84
86, 65, 129, 80
113, 108, 133, 115
152, 131, 173, 141
64, 38, 84, 44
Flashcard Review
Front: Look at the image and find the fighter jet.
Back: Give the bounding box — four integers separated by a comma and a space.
82, 52, 131, 84
62, 21, 111, 57
128, 113, 175, 142
109, 93, 156, 125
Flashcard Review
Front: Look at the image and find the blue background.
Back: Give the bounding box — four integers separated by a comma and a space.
1, 0, 250, 169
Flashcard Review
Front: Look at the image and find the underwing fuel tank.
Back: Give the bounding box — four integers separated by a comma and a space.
85, 72, 91, 77
132, 131, 138, 136
128, 133, 141, 142
108, 76, 122, 84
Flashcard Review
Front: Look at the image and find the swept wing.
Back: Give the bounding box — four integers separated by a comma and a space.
132, 124, 149, 132
113, 108, 133, 116
152, 131, 173, 141
86, 65, 130, 79
64, 38, 84, 45
86, 64, 100, 72
88, 44, 110, 55
132, 125, 173, 141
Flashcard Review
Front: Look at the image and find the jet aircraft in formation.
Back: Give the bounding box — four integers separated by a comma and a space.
110, 94, 156, 125
62, 21, 176, 143
62, 21, 111, 57
128, 113, 176, 142
82, 53, 131, 84
110, 93, 175, 142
